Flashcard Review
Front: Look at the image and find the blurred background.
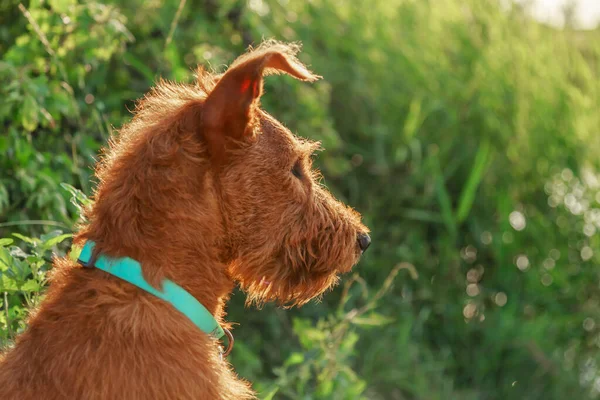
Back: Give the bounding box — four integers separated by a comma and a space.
1, 0, 600, 399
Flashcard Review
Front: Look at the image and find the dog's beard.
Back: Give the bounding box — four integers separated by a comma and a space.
230, 245, 357, 307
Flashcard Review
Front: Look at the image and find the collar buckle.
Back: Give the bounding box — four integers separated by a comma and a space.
221, 328, 234, 357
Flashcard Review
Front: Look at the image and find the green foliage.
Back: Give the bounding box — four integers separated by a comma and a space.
0, 230, 72, 347
0, 0, 131, 231
1, 0, 600, 398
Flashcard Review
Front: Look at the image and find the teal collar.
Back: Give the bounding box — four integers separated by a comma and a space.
77, 241, 233, 355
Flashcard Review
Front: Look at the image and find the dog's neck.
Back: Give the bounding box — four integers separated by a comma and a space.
78, 129, 233, 318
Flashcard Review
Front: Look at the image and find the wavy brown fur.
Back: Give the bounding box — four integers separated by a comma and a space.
0, 41, 369, 399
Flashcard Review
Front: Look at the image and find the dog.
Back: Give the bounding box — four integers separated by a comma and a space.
0, 41, 370, 399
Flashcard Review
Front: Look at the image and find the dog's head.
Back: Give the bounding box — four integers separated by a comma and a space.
86, 41, 369, 307
201, 42, 371, 306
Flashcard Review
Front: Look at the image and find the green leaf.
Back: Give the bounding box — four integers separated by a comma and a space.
20, 279, 41, 292
456, 139, 493, 223
0, 247, 12, 270
0, 273, 18, 292
316, 378, 334, 397
0, 183, 8, 214
40, 230, 63, 243
48, 0, 76, 13
402, 97, 425, 141
8, 246, 29, 259
292, 318, 327, 349
432, 154, 457, 240
261, 388, 279, 400
12, 233, 36, 245
41, 233, 72, 250
68, 244, 83, 262
60, 182, 91, 213
0, 238, 14, 247
5, 257, 31, 282
351, 312, 395, 327
122, 53, 156, 84
284, 352, 304, 367
21, 95, 39, 132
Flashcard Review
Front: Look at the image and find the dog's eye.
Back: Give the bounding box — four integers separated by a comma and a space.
291, 160, 303, 179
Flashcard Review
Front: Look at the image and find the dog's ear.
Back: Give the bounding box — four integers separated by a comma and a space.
202, 42, 320, 157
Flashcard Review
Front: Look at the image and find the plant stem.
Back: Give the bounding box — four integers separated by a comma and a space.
165, 0, 187, 48
0, 220, 71, 230
3, 292, 12, 339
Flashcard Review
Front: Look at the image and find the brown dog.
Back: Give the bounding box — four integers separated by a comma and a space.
0, 41, 370, 399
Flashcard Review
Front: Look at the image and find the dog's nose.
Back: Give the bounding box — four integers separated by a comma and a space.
357, 233, 371, 253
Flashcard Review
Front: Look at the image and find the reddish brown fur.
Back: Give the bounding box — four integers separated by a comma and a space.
0, 41, 369, 399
